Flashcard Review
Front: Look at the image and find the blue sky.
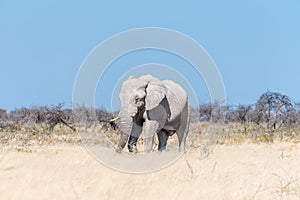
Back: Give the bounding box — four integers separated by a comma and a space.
0, 1, 300, 111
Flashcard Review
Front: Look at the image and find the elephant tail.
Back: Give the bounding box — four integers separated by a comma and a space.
177, 99, 191, 153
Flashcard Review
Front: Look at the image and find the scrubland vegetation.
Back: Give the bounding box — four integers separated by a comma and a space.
0, 91, 299, 149
1, 91, 300, 200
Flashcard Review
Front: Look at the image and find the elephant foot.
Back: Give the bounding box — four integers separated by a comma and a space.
179, 143, 186, 153
128, 143, 137, 153
115, 146, 123, 153
128, 135, 138, 153
158, 149, 166, 154
157, 130, 169, 152
158, 146, 166, 152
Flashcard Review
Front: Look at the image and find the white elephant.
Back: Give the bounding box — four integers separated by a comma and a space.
116, 74, 190, 153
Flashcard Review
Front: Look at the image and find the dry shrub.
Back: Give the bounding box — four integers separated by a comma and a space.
1, 90, 300, 148
188, 122, 300, 146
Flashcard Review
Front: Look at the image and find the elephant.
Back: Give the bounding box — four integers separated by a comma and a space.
115, 74, 190, 153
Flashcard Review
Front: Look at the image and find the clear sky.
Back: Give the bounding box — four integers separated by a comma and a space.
1, 0, 300, 111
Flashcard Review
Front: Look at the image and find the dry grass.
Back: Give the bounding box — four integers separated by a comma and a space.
189, 122, 300, 145
1, 143, 300, 199
1, 122, 300, 152
1, 122, 300, 199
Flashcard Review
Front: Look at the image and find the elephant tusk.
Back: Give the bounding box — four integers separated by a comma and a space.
109, 117, 119, 130
109, 117, 119, 122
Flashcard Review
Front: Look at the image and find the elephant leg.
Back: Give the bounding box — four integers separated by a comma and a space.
176, 124, 188, 153
117, 133, 129, 153
127, 135, 138, 153
144, 119, 159, 153
157, 130, 169, 151
177, 117, 190, 153
176, 105, 190, 153
127, 121, 143, 153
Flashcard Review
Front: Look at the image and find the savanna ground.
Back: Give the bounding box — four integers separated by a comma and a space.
1, 122, 300, 200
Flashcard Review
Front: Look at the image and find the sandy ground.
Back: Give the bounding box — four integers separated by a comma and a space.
1, 143, 300, 200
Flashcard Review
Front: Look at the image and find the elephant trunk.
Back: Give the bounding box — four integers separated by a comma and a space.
116, 108, 133, 153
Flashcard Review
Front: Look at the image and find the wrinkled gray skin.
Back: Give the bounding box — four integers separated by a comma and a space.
116, 74, 190, 153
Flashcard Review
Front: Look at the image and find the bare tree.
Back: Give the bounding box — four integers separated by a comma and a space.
226, 104, 252, 123
0, 109, 6, 120
45, 104, 76, 131
7, 104, 75, 131
96, 109, 114, 123
293, 102, 300, 126
198, 103, 213, 122
255, 91, 295, 130
198, 102, 227, 123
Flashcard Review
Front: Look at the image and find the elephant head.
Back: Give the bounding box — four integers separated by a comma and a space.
116, 75, 169, 153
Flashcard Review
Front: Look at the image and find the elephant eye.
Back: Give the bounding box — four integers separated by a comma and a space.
134, 97, 139, 103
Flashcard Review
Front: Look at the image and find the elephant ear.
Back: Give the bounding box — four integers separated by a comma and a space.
145, 82, 167, 111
